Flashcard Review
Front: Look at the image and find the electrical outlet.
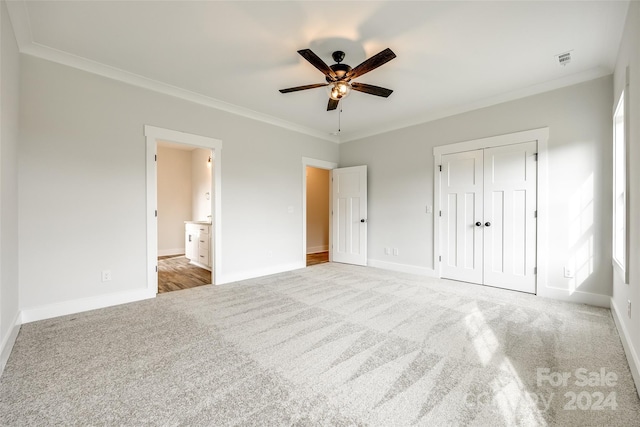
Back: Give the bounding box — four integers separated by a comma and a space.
267, 250, 273, 258
101, 270, 112, 282
426, 205, 433, 214
393, 248, 399, 256
564, 267, 574, 278
384, 248, 390, 255
628, 300, 632, 318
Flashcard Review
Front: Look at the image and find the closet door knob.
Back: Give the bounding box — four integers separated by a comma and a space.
475, 222, 482, 227
485, 222, 491, 227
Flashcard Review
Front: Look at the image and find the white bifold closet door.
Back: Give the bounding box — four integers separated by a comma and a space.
440, 141, 537, 293
440, 150, 484, 284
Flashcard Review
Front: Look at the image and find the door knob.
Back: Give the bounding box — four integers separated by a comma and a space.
360, 219, 366, 223
485, 222, 491, 227
475, 222, 482, 227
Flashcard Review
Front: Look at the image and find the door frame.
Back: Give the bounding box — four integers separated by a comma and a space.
145, 125, 223, 292
433, 127, 549, 291
302, 157, 338, 263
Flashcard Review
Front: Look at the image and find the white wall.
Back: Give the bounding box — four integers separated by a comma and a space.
306, 166, 329, 253
611, 0, 640, 394
0, 0, 21, 371
340, 76, 613, 305
157, 146, 192, 256
18, 55, 339, 316
191, 148, 212, 222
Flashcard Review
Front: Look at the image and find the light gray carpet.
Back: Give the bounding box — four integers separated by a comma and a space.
1, 263, 639, 426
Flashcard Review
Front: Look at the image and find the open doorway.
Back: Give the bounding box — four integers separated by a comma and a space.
145, 126, 222, 295
157, 142, 213, 293
302, 157, 337, 266
306, 166, 330, 266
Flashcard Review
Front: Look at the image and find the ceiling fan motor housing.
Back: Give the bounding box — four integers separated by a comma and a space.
327, 63, 352, 82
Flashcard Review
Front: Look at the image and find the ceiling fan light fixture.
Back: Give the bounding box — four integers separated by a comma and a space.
328, 81, 351, 101
280, 47, 395, 110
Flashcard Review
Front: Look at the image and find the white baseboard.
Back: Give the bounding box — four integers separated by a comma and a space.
158, 248, 184, 257
188, 259, 212, 272
219, 262, 305, 285
536, 286, 611, 307
21, 288, 157, 324
0, 312, 22, 375
610, 298, 640, 399
307, 245, 328, 254
368, 259, 437, 277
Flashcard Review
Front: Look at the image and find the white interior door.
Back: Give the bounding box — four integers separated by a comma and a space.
332, 166, 367, 266
440, 150, 484, 283
438, 141, 537, 293
483, 142, 537, 293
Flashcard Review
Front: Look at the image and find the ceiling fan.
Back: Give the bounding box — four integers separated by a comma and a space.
279, 48, 396, 111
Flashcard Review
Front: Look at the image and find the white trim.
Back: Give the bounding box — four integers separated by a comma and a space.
145, 125, 222, 148
302, 157, 338, 265
612, 74, 630, 284
433, 128, 549, 295
368, 259, 437, 277
218, 262, 305, 285
188, 260, 212, 272
0, 312, 22, 374
534, 287, 610, 308
146, 133, 159, 293
433, 128, 549, 157
610, 298, 640, 399
307, 245, 329, 254
145, 125, 222, 290
339, 67, 610, 143
21, 289, 156, 324
4, 0, 32, 48
158, 248, 184, 257
4, 1, 608, 146
7, 33, 339, 143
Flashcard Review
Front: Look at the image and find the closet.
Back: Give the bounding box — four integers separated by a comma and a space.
436, 140, 537, 294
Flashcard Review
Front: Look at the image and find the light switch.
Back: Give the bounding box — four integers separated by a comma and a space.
426, 205, 433, 214
287, 206, 294, 214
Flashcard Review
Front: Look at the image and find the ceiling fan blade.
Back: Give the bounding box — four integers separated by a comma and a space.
346, 48, 396, 79
327, 98, 339, 111
298, 49, 337, 80
351, 82, 393, 98
279, 83, 328, 94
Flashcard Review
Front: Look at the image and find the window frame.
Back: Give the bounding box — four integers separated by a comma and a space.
612, 86, 630, 284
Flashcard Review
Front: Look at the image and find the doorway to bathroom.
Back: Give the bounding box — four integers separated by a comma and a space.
157, 141, 213, 293
145, 125, 222, 294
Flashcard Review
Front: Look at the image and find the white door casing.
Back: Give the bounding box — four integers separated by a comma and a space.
145, 125, 222, 291
434, 129, 545, 295
332, 166, 367, 266
440, 150, 484, 283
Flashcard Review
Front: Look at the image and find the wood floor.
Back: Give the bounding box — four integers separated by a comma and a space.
158, 252, 328, 293
158, 255, 211, 294
306, 251, 329, 266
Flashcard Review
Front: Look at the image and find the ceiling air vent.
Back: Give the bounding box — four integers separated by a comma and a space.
556, 51, 572, 66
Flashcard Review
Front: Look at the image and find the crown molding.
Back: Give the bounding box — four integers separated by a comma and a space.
5, 1, 338, 144
338, 66, 612, 143
25, 42, 339, 143
4, 0, 612, 146
5, 0, 33, 46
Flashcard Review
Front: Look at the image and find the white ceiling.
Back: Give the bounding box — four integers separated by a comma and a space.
6, 1, 629, 143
